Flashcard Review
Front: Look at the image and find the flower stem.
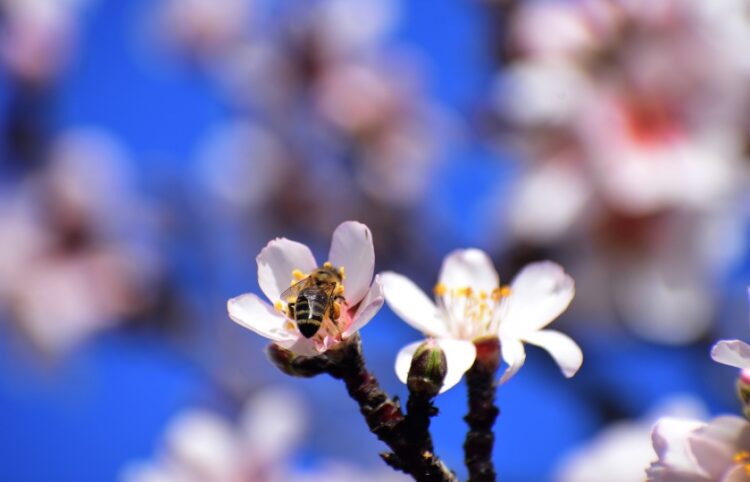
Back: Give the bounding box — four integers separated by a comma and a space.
404, 393, 438, 454
463, 338, 501, 482
269, 336, 457, 482
326, 335, 457, 482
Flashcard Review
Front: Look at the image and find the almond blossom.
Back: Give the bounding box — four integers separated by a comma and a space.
227, 221, 384, 357
381, 248, 581, 393
649, 416, 750, 482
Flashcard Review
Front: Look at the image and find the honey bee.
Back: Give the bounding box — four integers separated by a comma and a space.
281, 265, 344, 338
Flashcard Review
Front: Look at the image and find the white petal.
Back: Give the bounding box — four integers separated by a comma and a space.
650, 417, 707, 479
723, 464, 750, 482
328, 221, 374, 306
498, 336, 527, 384
394, 339, 477, 394
688, 416, 749, 479
257, 238, 317, 302
436, 338, 478, 393
710, 340, 750, 370
380, 271, 447, 337
278, 336, 322, 357
521, 329, 582, 378
344, 275, 384, 337
499, 261, 574, 334
438, 248, 499, 293
227, 293, 296, 343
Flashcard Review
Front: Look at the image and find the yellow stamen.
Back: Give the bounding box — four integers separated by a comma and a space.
434, 283, 447, 296
334, 284, 345, 295
292, 269, 306, 281
284, 320, 295, 331
338, 266, 346, 279
323, 261, 333, 269
734, 451, 750, 463
499, 285, 512, 296
274, 301, 284, 313
456, 287, 473, 297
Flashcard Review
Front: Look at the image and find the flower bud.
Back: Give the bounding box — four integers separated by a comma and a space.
407, 340, 448, 398
737, 369, 750, 419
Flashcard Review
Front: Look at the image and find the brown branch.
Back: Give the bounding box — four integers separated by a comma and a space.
268, 336, 457, 482
464, 337, 501, 482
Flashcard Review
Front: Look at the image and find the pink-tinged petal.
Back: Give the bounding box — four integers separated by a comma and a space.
277, 336, 321, 357
380, 271, 447, 337
498, 336, 527, 384
521, 329, 582, 378
343, 275, 384, 338
227, 293, 297, 343
711, 340, 750, 370
257, 238, 317, 302
438, 249, 499, 293
689, 416, 750, 479
328, 221, 374, 306
724, 465, 750, 482
651, 417, 706, 476
394, 339, 477, 393
499, 261, 574, 334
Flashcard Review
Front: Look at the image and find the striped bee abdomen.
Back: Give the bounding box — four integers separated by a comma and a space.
295, 288, 328, 338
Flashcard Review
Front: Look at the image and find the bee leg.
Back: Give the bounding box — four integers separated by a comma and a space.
330, 300, 341, 321
287, 302, 295, 319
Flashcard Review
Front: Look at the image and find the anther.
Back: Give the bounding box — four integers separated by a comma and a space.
434, 283, 447, 296
292, 269, 306, 281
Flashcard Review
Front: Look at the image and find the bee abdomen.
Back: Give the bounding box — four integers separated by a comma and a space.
295, 291, 326, 338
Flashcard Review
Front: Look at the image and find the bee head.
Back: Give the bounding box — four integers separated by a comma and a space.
311, 266, 343, 285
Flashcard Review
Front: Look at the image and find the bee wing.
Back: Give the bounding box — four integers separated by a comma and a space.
280, 277, 311, 302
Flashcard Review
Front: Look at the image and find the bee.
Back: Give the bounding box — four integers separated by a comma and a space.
281, 265, 344, 338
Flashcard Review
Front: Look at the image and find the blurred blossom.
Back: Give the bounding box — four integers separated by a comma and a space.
121, 387, 306, 482
151, 0, 452, 211
554, 396, 707, 482
0, 0, 89, 85
155, 0, 255, 62
288, 461, 409, 482
382, 249, 581, 391
649, 416, 750, 481
490, 0, 750, 343
194, 121, 287, 213
0, 128, 162, 353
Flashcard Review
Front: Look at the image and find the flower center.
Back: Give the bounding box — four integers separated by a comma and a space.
433, 283, 511, 340
733, 451, 750, 475
274, 263, 349, 350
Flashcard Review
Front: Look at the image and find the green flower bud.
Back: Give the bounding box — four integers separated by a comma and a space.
407, 340, 448, 398
738, 369, 750, 419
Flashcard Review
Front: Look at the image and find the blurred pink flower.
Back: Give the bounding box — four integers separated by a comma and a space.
122, 387, 306, 482
649, 416, 750, 482
555, 396, 707, 482
381, 249, 581, 392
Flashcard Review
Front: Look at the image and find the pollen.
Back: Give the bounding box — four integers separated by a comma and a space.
456, 287, 473, 297
274, 301, 284, 312
735, 451, 750, 475
734, 451, 750, 463
292, 269, 306, 281
434, 283, 447, 296
323, 261, 333, 269
338, 266, 346, 279
284, 320, 295, 331
492, 285, 512, 301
